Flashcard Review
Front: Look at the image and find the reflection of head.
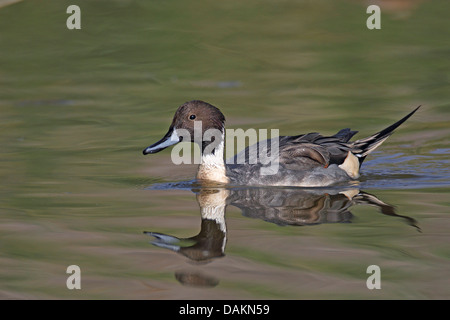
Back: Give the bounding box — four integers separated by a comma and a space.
178, 218, 226, 262
145, 217, 226, 264
145, 189, 228, 264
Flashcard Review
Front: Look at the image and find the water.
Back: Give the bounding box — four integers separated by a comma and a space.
0, 0, 449, 299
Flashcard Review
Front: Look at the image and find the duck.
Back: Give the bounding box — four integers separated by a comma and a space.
142, 100, 420, 187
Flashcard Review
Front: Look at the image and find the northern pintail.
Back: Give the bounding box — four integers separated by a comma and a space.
143, 100, 420, 187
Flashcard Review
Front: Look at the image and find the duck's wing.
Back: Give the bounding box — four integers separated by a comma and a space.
227, 130, 356, 169
278, 130, 358, 170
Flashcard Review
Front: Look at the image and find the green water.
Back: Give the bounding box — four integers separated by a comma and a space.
0, 0, 449, 299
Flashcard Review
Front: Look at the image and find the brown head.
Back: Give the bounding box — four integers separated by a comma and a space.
142, 100, 226, 155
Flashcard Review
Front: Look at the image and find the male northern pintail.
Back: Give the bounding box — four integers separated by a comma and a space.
143, 100, 420, 187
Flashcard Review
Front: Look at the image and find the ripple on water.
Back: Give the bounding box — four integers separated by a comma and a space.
361, 152, 450, 189
145, 155, 449, 191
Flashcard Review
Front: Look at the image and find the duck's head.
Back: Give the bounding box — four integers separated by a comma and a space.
143, 100, 226, 155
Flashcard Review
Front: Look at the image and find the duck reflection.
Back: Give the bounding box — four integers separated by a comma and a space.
145, 188, 229, 263
144, 187, 419, 287
227, 187, 418, 227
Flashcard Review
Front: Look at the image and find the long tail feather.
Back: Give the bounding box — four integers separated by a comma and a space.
352, 106, 421, 164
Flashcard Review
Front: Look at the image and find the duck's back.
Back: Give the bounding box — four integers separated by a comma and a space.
225, 129, 358, 187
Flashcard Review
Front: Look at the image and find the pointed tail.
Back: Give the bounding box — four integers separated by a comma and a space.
351, 106, 421, 165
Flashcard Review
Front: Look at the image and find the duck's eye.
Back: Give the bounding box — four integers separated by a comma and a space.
189, 114, 196, 120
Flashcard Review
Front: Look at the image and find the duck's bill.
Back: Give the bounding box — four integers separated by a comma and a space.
143, 127, 181, 155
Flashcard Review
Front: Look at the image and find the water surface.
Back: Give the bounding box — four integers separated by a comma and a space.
0, 0, 449, 299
